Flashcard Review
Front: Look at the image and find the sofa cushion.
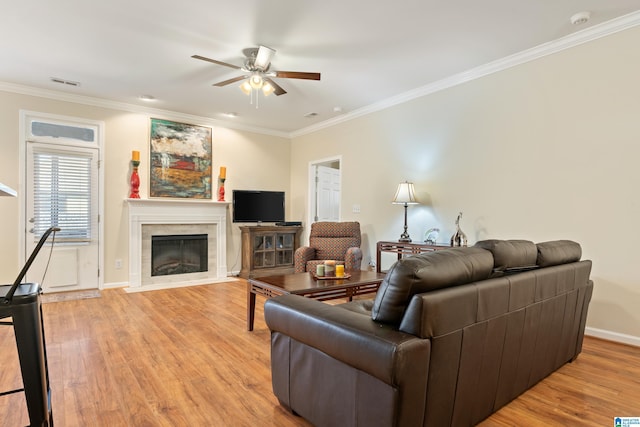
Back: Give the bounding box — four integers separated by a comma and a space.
371, 247, 494, 325
474, 239, 538, 270
536, 240, 582, 267
474, 239, 539, 277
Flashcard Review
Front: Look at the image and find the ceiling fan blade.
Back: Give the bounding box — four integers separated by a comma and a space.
213, 75, 248, 87
254, 45, 276, 70
264, 78, 287, 96
274, 71, 321, 80
192, 54, 241, 70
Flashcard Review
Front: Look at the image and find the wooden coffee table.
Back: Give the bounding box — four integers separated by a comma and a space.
247, 270, 386, 331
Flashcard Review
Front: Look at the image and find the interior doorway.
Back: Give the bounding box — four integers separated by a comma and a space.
308, 156, 341, 226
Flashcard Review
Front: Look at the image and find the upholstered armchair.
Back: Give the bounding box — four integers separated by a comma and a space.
294, 221, 363, 273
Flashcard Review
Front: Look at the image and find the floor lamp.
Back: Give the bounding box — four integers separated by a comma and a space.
392, 181, 419, 242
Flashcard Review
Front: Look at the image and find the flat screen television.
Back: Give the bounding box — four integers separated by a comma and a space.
232, 190, 285, 223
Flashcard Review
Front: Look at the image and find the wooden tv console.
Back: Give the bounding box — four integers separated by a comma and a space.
239, 225, 303, 279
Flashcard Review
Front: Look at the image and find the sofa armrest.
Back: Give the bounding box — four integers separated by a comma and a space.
264, 294, 430, 385
345, 247, 363, 270
294, 246, 316, 272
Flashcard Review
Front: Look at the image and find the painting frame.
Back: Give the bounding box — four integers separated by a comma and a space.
149, 118, 213, 199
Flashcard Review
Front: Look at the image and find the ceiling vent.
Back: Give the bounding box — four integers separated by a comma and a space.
50, 77, 81, 87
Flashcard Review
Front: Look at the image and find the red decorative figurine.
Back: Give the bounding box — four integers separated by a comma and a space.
129, 150, 141, 199
218, 181, 225, 202
218, 166, 226, 202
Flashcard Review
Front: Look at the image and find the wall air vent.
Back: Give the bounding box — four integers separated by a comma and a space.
50, 77, 81, 87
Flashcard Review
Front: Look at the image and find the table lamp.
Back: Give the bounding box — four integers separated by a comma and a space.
392, 181, 419, 242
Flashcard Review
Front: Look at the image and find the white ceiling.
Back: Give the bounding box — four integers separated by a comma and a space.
1, 1, 639, 135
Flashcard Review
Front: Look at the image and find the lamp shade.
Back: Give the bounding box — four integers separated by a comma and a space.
392, 181, 419, 204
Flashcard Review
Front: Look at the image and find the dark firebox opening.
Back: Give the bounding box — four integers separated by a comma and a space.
151, 234, 208, 276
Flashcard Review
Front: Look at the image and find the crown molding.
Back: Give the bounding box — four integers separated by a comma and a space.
0, 81, 290, 138
291, 10, 640, 138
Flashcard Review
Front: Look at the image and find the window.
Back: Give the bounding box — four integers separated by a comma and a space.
31, 121, 96, 142
32, 149, 93, 242
28, 118, 98, 145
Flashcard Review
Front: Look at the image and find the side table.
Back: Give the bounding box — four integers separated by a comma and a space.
376, 241, 451, 273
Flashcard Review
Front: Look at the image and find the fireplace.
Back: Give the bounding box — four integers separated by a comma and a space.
151, 234, 208, 276
126, 199, 230, 291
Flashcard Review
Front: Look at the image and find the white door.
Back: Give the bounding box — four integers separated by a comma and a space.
315, 164, 340, 222
24, 130, 100, 292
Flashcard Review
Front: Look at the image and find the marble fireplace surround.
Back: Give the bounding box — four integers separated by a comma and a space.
126, 199, 230, 292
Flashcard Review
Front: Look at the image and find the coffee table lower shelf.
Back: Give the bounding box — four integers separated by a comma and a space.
247, 270, 386, 331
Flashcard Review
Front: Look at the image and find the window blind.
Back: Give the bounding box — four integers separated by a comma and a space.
32, 150, 92, 242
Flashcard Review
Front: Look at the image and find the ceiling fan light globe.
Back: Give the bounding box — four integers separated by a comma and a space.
249, 74, 263, 89
262, 82, 275, 96
239, 81, 252, 95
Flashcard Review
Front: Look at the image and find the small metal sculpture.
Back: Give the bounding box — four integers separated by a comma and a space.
424, 228, 440, 244
450, 212, 468, 247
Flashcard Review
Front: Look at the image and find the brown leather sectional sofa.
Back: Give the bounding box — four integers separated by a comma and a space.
264, 239, 593, 426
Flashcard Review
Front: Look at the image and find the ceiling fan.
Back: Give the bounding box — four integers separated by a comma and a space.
192, 45, 320, 97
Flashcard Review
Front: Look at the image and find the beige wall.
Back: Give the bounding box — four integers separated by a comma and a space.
291, 26, 640, 339
0, 91, 291, 285
2, 25, 638, 342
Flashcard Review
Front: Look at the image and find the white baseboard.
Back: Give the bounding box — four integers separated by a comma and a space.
123, 277, 239, 293
103, 276, 241, 292
103, 281, 128, 289
585, 327, 640, 348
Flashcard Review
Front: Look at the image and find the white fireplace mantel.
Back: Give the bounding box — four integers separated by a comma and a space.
126, 198, 230, 290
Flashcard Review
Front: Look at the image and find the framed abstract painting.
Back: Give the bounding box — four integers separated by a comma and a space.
149, 118, 212, 199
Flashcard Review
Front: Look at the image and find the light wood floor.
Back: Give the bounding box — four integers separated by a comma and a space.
1, 280, 639, 426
